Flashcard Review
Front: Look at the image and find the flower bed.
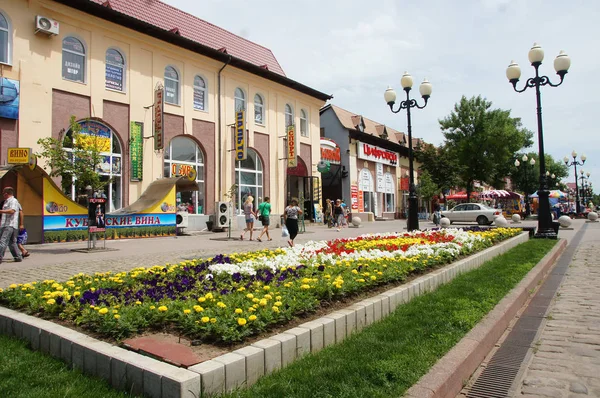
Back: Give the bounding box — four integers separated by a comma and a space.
0, 228, 521, 344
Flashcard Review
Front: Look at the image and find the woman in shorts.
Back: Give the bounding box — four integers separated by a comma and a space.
240, 195, 257, 241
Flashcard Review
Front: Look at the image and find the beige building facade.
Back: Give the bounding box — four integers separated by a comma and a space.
0, 0, 330, 229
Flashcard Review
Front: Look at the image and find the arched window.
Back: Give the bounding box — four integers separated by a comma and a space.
63, 120, 122, 211
193, 75, 207, 111
105, 48, 125, 91
235, 149, 263, 213
300, 109, 308, 137
234, 88, 246, 112
0, 11, 11, 65
285, 104, 294, 127
359, 168, 374, 213
164, 66, 180, 105
254, 94, 264, 124
164, 136, 205, 214
62, 36, 86, 83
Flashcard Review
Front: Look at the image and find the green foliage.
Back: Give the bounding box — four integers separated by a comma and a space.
415, 143, 459, 196
36, 116, 108, 196
416, 170, 439, 204
439, 96, 533, 199
0, 334, 137, 398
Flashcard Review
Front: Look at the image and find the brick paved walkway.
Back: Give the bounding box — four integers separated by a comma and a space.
515, 221, 600, 397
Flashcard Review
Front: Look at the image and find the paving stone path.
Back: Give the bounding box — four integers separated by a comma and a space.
515, 223, 600, 397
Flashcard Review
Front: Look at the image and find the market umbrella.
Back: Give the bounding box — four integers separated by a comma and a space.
480, 190, 522, 199
549, 190, 566, 198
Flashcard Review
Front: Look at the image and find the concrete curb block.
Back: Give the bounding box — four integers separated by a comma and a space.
0, 232, 530, 397
404, 238, 567, 398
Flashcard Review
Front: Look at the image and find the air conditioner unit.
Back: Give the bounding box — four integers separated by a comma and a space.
216, 201, 232, 228
35, 15, 60, 36
176, 211, 188, 228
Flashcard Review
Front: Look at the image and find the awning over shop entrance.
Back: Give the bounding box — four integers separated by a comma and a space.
111, 177, 198, 215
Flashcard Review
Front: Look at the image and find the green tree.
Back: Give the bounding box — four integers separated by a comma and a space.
416, 170, 439, 211
439, 95, 533, 201
414, 142, 459, 198
36, 116, 107, 197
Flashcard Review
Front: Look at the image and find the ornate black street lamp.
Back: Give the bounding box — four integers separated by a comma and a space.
579, 170, 590, 208
506, 43, 571, 238
384, 73, 432, 231
515, 154, 535, 216
563, 151, 586, 214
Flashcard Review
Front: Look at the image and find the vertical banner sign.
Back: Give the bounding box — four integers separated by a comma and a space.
376, 163, 384, 192
287, 125, 297, 168
88, 198, 107, 233
351, 185, 359, 210
130, 122, 143, 181
154, 87, 164, 151
235, 110, 247, 161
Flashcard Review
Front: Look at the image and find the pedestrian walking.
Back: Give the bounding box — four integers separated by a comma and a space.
284, 198, 303, 247
0, 187, 23, 264
334, 199, 345, 231
256, 197, 272, 242
240, 195, 256, 241
433, 204, 441, 227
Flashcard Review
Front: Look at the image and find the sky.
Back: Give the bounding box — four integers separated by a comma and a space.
165, 0, 600, 192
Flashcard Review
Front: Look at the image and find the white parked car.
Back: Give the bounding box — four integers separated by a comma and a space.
441, 203, 502, 225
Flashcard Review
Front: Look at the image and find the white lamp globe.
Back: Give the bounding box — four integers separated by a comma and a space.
419, 78, 432, 98
554, 51, 571, 74
530, 158, 535, 166
384, 87, 397, 105
528, 43, 544, 64
400, 72, 414, 89
506, 60, 521, 81
514, 159, 520, 167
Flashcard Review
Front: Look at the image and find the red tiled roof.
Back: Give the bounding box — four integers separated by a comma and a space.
88, 0, 286, 76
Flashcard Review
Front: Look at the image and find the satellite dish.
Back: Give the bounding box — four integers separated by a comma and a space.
317, 160, 331, 173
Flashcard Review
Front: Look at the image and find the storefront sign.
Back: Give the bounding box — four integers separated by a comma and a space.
385, 173, 395, 194
351, 185, 359, 210
235, 110, 247, 161
105, 64, 123, 91
376, 163, 384, 193
320, 138, 341, 165
154, 87, 164, 151
313, 178, 321, 202
357, 142, 398, 166
7, 147, 32, 164
0, 78, 19, 120
130, 122, 143, 181
358, 190, 364, 213
400, 177, 409, 191
287, 125, 297, 168
171, 163, 197, 181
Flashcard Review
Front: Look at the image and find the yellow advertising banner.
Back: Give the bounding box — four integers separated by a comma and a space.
142, 186, 176, 214
235, 110, 247, 161
43, 178, 87, 216
287, 125, 297, 167
7, 147, 31, 164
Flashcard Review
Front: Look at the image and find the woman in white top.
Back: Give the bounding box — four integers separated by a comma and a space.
284, 198, 303, 247
240, 195, 257, 241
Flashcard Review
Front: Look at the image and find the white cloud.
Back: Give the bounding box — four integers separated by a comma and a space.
164, 0, 600, 190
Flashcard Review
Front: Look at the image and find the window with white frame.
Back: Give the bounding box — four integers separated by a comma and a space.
285, 104, 294, 127
193, 75, 207, 111
164, 66, 180, 105
254, 94, 264, 124
300, 109, 308, 137
164, 136, 205, 214
235, 149, 263, 213
105, 48, 125, 91
384, 173, 395, 213
63, 120, 122, 211
234, 88, 246, 112
62, 36, 86, 83
0, 11, 10, 65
